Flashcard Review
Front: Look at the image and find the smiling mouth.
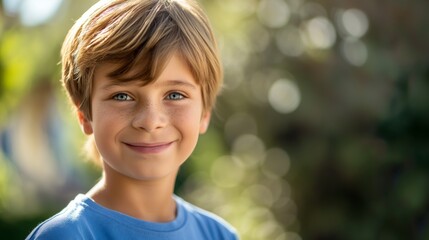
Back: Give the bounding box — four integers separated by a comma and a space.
124, 142, 173, 154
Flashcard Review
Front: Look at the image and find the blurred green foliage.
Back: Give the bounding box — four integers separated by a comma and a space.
1, 0, 429, 239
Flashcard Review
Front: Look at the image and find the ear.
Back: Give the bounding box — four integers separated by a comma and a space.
77, 111, 93, 135
199, 111, 211, 134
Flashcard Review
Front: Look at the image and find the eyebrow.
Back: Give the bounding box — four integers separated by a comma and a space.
100, 79, 198, 91
160, 80, 198, 90
100, 79, 141, 91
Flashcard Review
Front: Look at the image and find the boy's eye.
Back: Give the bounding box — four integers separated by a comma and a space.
166, 92, 184, 100
113, 93, 132, 101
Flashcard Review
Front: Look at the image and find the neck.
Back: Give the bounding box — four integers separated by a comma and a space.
87, 164, 178, 222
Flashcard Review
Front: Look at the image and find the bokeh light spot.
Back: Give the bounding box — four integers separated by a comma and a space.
3, 0, 21, 15
341, 38, 368, 66
247, 21, 271, 53
239, 207, 275, 236
341, 8, 369, 38
268, 79, 301, 114
301, 17, 337, 49
255, 220, 285, 240
3, 0, 65, 26
244, 184, 275, 207
257, 0, 290, 28
299, 2, 327, 19
262, 148, 291, 178
232, 134, 265, 168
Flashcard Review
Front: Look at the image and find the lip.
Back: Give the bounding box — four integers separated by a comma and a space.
123, 141, 174, 154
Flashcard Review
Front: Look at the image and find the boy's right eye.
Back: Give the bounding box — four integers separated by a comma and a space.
113, 93, 133, 101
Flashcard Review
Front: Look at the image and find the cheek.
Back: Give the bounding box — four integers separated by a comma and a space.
92, 103, 132, 125
169, 106, 203, 129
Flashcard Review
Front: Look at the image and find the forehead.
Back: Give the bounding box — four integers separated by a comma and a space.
93, 53, 197, 87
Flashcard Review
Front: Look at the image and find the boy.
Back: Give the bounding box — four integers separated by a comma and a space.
26, 0, 238, 239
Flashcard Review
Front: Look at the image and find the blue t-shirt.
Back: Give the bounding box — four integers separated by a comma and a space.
26, 194, 238, 240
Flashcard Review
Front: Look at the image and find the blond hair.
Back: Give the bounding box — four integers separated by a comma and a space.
61, 0, 222, 165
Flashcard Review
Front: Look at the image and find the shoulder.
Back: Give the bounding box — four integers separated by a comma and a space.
26, 210, 82, 240
176, 197, 239, 240
26, 195, 90, 240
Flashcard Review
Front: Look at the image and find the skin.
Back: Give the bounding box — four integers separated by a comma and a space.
77, 53, 211, 222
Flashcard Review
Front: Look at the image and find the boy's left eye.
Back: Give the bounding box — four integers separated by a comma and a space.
113, 93, 133, 101
166, 92, 185, 100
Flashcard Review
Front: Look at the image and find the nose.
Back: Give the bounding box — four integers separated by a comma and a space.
131, 103, 167, 132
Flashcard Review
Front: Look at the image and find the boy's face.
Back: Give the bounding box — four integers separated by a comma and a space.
78, 54, 210, 181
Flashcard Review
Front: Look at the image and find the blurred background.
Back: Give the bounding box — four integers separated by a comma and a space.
1, 0, 428, 239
